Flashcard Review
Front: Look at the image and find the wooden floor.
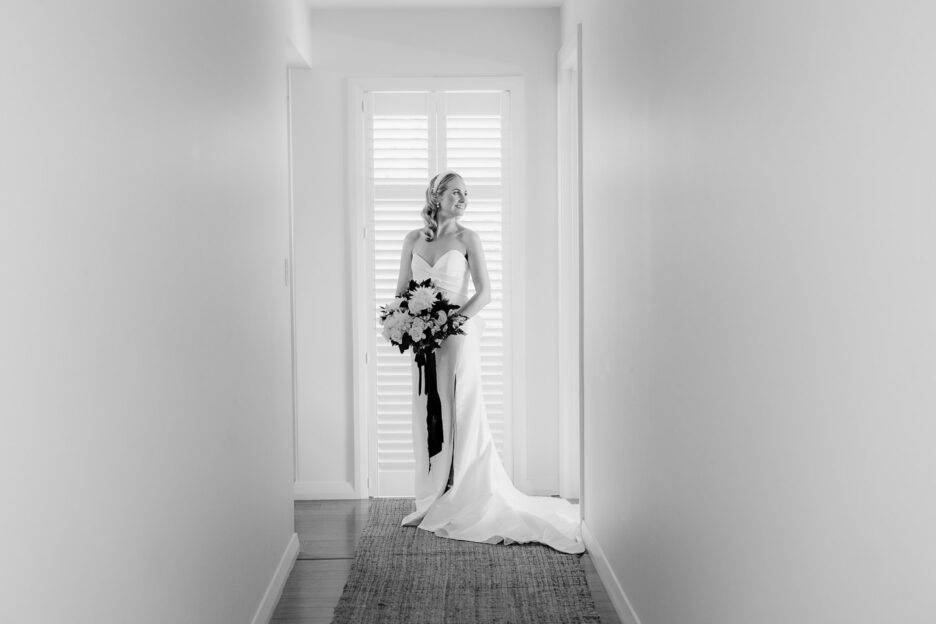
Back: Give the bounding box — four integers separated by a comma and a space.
271, 500, 622, 623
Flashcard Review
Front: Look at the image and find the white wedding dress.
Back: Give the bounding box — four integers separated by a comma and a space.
402, 249, 585, 555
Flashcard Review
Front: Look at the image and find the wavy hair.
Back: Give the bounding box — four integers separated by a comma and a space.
420, 171, 462, 241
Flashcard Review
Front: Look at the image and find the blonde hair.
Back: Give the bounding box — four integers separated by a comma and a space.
420, 171, 462, 241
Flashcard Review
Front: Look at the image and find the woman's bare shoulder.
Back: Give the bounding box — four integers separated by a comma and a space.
457, 227, 481, 246
403, 229, 423, 246
456, 225, 480, 241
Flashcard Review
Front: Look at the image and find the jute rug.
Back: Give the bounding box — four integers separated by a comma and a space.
331, 498, 601, 624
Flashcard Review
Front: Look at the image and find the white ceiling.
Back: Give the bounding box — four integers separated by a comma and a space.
305, 0, 562, 8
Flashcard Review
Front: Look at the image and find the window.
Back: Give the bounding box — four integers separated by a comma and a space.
361, 87, 515, 496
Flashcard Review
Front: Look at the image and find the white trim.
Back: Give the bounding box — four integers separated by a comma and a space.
575, 21, 585, 520
250, 532, 299, 624
294, 480, 359, 500
581, 521, 642, 624
348, 76, 527, 496
347, 75, 525, 94
286, 70, 300, 485
556, 30, 582, 501
520, 477, 558, 497
504, 81, 529, 492
348, 80, 371, 499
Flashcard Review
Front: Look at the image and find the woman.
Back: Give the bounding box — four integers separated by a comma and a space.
394, 171, 584, 554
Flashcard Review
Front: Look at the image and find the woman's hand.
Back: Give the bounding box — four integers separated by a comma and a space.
451, 313, 469, 330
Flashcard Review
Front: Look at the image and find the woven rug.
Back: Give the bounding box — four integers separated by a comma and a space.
332, 498, 601, 624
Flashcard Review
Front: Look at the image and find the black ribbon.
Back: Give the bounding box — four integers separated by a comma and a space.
415, 351, 443, 471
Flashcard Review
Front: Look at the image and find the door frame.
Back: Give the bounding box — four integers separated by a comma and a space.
557, 28, 584, 505
347, 76, 527, 497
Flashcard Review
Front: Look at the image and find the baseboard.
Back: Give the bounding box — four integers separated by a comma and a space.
518, 476, 559, 497
251, 532, 300, 624
294, 480, 359, 500
581, 521, 642, 624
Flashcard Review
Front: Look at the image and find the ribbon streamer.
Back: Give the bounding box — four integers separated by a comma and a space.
415, 351, 443, 471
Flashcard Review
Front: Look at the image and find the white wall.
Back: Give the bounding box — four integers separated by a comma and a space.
565, 0, 936, 622
286, 0, 315, 67
291, 8, 562, 496
0, 2, 295, 623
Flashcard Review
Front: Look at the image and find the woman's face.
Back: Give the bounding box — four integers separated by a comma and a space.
437, 177, 467, 219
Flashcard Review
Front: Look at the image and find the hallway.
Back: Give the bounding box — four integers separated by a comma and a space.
5, 1, 936, 622
271, 501, 622, 623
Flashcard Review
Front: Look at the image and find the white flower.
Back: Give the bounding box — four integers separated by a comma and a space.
385, 297, 404, 311
382, 311, 400, 330
409, 317, 430, 340
408, 286, 436, 314
381, 311, 410, 345
435, 310, 448, 325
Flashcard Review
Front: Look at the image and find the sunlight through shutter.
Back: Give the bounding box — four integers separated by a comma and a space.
443, 92, 509, 462
367, 89, 512, 496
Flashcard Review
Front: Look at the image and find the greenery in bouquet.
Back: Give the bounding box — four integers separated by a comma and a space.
379, 279, 466, 358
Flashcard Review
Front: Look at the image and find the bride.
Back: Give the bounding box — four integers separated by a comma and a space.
393, 170, 584, 555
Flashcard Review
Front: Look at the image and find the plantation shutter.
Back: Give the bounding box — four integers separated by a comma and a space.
366, 89, 512, 497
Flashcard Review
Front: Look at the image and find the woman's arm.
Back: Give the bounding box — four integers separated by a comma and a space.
394, 230, 420, 296
457, 230, 492, 319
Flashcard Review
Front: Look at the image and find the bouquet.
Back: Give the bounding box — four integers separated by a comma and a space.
379, 278, 466, 466
379, 279, 466, 362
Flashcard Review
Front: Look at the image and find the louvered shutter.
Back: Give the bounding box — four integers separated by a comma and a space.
365, 90, 512, 497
